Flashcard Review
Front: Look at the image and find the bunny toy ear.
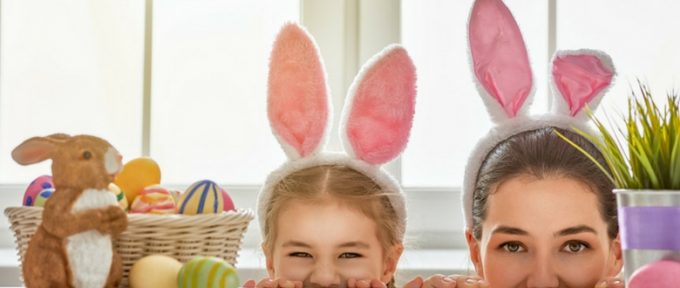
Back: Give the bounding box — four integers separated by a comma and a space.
469, 0, 534, 122
551, 50, 615, 118
268, 23, 331, 160
341, 45, 416, 165
12, 136, 65, 165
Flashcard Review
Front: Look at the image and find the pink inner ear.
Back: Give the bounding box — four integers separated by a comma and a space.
469, 0, 532, 118
268, 24, 329, 158
346, 47, 416, 165
552, 54, 613, 116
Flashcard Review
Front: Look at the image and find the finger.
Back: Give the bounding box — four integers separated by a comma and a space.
257, 278, 277, 288
595, 278, 624, 288
277, 279, 297, 288
403, 276, 424, 288
293, 280, 304, 288
455, 276, 486, 288
423, 274, 456, 288
347, 278, 357, 288
356, 279, 371, 288
242, 280, 256, 288
370, 279, 386, 288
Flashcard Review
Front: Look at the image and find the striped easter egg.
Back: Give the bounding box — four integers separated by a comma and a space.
177, 256, 239, 288
177, 180, 223, 215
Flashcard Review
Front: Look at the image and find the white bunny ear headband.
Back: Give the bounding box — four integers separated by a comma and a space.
258, 23, 417, 240
462, 0, 616, 228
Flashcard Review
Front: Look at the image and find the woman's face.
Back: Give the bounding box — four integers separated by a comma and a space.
265, 199, 402, 287
467, 175, 623, 287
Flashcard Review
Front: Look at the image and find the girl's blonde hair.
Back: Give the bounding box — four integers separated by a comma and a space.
262, 165, 402, 253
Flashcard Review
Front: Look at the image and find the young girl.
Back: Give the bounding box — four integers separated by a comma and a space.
244, 23, 417, 288
409, 0, 625, 286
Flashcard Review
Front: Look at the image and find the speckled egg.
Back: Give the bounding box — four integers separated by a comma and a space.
24, 175, 54, 206
130, 255, 182, 288
177, 256, 239, 288
130, 185, 176, 214
629, 260, 680, 288
108, 183, 128, 211
177, 180, 223, 215
220, 187, 235, 212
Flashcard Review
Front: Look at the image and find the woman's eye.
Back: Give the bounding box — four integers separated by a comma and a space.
562, 241, 589, 253
288, 252, 312, 258
500, 242, 526, 253
339, 252, 362, 259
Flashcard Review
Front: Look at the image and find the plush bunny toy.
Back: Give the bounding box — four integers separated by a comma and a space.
462, 0, 616, 228
12, 134, 127, 288
257, 23, 417, 241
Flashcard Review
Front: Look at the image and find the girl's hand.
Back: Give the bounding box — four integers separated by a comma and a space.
595, 277, 624, 288
346, 278, 386, 288
404, 275, 489, 288
242, 278, 303, 288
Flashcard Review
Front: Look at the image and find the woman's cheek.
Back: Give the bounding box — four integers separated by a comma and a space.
483, 251, 531, 287
556, 253, 606, 288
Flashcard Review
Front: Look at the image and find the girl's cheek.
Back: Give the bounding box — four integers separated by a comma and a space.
275, 258, 313, 281
337, 259, 382, 281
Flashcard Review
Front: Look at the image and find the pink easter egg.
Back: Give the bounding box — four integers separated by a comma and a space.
220, 187, 235, 212
629, 259, 680, 288
130, 185, 176, 215
24, 175, 53, 206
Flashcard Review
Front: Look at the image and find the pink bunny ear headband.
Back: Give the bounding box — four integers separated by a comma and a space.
462, 0, 616, 228
258, 23, 417, 240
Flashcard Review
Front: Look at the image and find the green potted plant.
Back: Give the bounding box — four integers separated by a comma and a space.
557, 83, 680, 285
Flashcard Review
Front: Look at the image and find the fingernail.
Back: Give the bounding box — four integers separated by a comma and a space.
442, 277, 454, 283
595, 280, 607, 288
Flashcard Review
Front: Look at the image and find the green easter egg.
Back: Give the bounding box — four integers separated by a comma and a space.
178, 256, 239, 288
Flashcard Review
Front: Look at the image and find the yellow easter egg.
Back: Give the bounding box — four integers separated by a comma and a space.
114, 157, 161, 203
177, 180, 223, 215
129, 255, 182, 288
177, 256, 239, 288
108, 183, 128, 211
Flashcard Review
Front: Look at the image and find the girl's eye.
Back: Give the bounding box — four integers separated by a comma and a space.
288, 252, 312, 258
562, 241, 589, 253
500, 242, 526, 253
339, 252, 362, 259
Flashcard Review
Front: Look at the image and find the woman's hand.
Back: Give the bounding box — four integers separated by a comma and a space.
404, 275, 489, 288
595, 277, 624, 288
242, 278, 303, 288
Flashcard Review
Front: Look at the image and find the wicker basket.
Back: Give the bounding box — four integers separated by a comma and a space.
4, 206, 254, 287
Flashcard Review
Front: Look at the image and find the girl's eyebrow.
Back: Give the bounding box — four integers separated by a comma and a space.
282, 241, 311, 248
337, 241, 370, 249
554, 225, 597, 237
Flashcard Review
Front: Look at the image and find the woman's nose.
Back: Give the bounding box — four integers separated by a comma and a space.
308, 262, 341, 287
526, 258, 559, 288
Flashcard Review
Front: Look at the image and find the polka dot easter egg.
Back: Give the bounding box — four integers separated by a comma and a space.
177, 180, 223, 215
177, 256, 239, 288
33, 188, 54, 207
24, 175, 54, 206
130, 185, 176, 215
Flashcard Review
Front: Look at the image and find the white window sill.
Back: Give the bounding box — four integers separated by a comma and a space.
0, 248, 473, 286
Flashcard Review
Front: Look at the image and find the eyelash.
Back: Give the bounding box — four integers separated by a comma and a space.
288, 252, 312, 258
287, 252, 363, 259
561, 240, 590, 253
499, 241, 526, 253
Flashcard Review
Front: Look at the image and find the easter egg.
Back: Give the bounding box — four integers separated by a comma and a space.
629, 259, 680, 288
177, 180, 223, 215
129, 255, 182, 288
108, 183, 128, 211
130, 185, 176, 214
24, 175, 53, 206
33, 188, 54, 207
114, 157, 161, 203
177, 256, 239, 288
220, 187, 235, 212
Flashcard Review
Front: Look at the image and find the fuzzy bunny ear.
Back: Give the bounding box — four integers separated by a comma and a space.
268, 23, 331, 160
551, 50, 615, 117
469, 0, 534, 122
12, 136, 67, 165
341, 45, 416, 165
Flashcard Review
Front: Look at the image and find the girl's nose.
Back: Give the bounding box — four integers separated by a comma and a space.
307, 263, 341, 287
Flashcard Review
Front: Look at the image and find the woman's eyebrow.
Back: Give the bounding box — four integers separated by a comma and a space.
554, 225, 598, 237
337, 241, 370, 249
491, 225, 529, 235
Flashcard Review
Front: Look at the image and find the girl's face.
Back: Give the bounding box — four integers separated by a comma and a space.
265, 199, 402, 286
467, 175, 623, 287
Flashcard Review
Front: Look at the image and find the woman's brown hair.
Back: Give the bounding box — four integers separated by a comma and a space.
471, 127, 618, 240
